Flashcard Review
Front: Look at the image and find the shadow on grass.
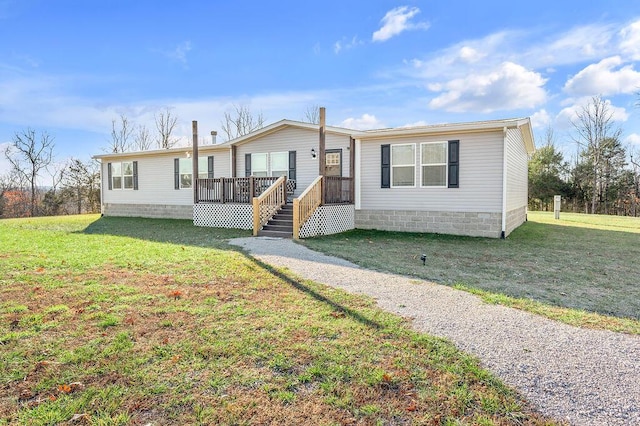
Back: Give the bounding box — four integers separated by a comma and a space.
81, 216, 384, 330
245, 253, 384, 331
79, 216, 251, 249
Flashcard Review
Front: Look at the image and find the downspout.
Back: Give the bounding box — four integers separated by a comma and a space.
501, 127, 508, 239
355, 139, 361, 210
99, 160, 104, 216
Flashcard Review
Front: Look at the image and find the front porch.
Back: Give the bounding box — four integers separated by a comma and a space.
193, 176, 355, 239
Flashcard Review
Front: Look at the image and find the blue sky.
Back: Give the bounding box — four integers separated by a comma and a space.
1, 0, 639, 178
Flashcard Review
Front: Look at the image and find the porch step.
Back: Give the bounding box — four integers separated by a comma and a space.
257, 204, 294, 238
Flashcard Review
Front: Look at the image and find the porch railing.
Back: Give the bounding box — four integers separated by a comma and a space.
196, 176, 279, 204
252, 176, 287, 236
293, 176, 323, 240
324, 176, 354, 204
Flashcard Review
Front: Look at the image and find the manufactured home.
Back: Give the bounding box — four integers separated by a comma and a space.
94, 115, 534, 239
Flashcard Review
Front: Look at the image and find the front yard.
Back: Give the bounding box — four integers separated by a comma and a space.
302, 211, 640, 334
0, 215, 554, 425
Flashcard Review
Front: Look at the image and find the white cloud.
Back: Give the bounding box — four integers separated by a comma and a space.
556, 97, 629, 129
458, 46, 485, 63
530, 109, 551, 129
402, 120, 428, 128
334, 36, 363, 54
372, 6, 429, 42
619, 19, 640, 60
340, 114, 384, 130
428, 62, 547, 113
162, 41, 192, 66
563, 56, 640, 96
625, 133, 640, 145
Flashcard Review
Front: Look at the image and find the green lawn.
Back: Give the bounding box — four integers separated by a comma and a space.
0, 215, 555, 425
302, 211, 640, 334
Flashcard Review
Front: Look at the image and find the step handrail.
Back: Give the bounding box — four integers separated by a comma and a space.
292, 175, 323, 239
252, 176, 287, 236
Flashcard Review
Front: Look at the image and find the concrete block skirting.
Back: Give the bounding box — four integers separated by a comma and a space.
355, 209, 502, 238
505, 206, 527, 237
103, 203, 193, 220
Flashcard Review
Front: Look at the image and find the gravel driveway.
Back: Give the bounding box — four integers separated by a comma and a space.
229, 237, 640, 426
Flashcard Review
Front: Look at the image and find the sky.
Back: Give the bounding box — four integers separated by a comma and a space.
1, 0, 640, 179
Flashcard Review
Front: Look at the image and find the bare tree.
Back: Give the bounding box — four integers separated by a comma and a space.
302, 105, 320, 124
571, 96, 622, 214
108, 114, 134, 153
155, 108, 179, 149
132, 124, 153, 151
221, 104, 265, 141
4, 128, 55, 216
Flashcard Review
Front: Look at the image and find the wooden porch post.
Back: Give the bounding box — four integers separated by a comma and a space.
319, 107, 326, 205
349, 136, 355, 203
192, 120, 199, 204
231, 145, 237, 177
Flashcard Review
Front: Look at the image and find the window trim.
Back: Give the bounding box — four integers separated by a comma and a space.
390, 143, 416, 188
420, 142, 448, 188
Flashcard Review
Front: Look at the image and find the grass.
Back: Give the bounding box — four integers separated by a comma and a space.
0, 214, 556, 425
302, 211, 640, 334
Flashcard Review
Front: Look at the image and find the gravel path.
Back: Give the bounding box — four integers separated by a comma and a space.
229, 237, 640, 426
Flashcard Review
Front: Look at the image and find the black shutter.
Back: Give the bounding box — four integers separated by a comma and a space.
245, 153, 251, 177
381, 144, 390, 188
448, 140, 459, 188
174, 158, 179, 189
107, 163, 113, 190
288, 151, 296, 188
133, 161, 138, 190
207, 156, 214, 178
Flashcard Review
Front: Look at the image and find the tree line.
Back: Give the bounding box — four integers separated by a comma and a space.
529, 96, 640, 216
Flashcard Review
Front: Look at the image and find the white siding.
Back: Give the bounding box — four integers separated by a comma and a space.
358, 131, 504, 212
233, 127, 352, 197
505, 128, 528, 211
101, 147, 231, 207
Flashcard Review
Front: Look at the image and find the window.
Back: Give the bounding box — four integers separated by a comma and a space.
251, 153, 268, 177
109, 161, 136, 190
179, 158, 193, 188
270, 152, 288, 177
420, 142, 447, 187
111, 162, 122, 189
391, 144, 415, 187
198, 157, 209, 180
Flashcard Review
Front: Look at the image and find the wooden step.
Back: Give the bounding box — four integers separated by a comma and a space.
258, 229, 293, 238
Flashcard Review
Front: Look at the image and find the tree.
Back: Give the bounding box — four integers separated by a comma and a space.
302, 105, 320, 124
571, 96, 622, 214
62, 158, 101, 214
4, 128, 55, 216
155, 108, 179, 149
528, 129, 568, 210
132, 124, 153, 151
109, 114, 134, 153
221, 104, 265, 141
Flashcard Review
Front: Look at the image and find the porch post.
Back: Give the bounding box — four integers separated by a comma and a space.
192, 120, 199, 204
319, 107, 326, 176
349, 136, 355, 203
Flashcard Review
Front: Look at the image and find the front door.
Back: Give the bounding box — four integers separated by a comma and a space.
325, 149, 342, 177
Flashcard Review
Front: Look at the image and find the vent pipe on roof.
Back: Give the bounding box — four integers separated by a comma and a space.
211, 131, 217, 145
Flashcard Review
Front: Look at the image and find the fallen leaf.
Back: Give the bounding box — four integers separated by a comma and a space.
58, 384, 72, 394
